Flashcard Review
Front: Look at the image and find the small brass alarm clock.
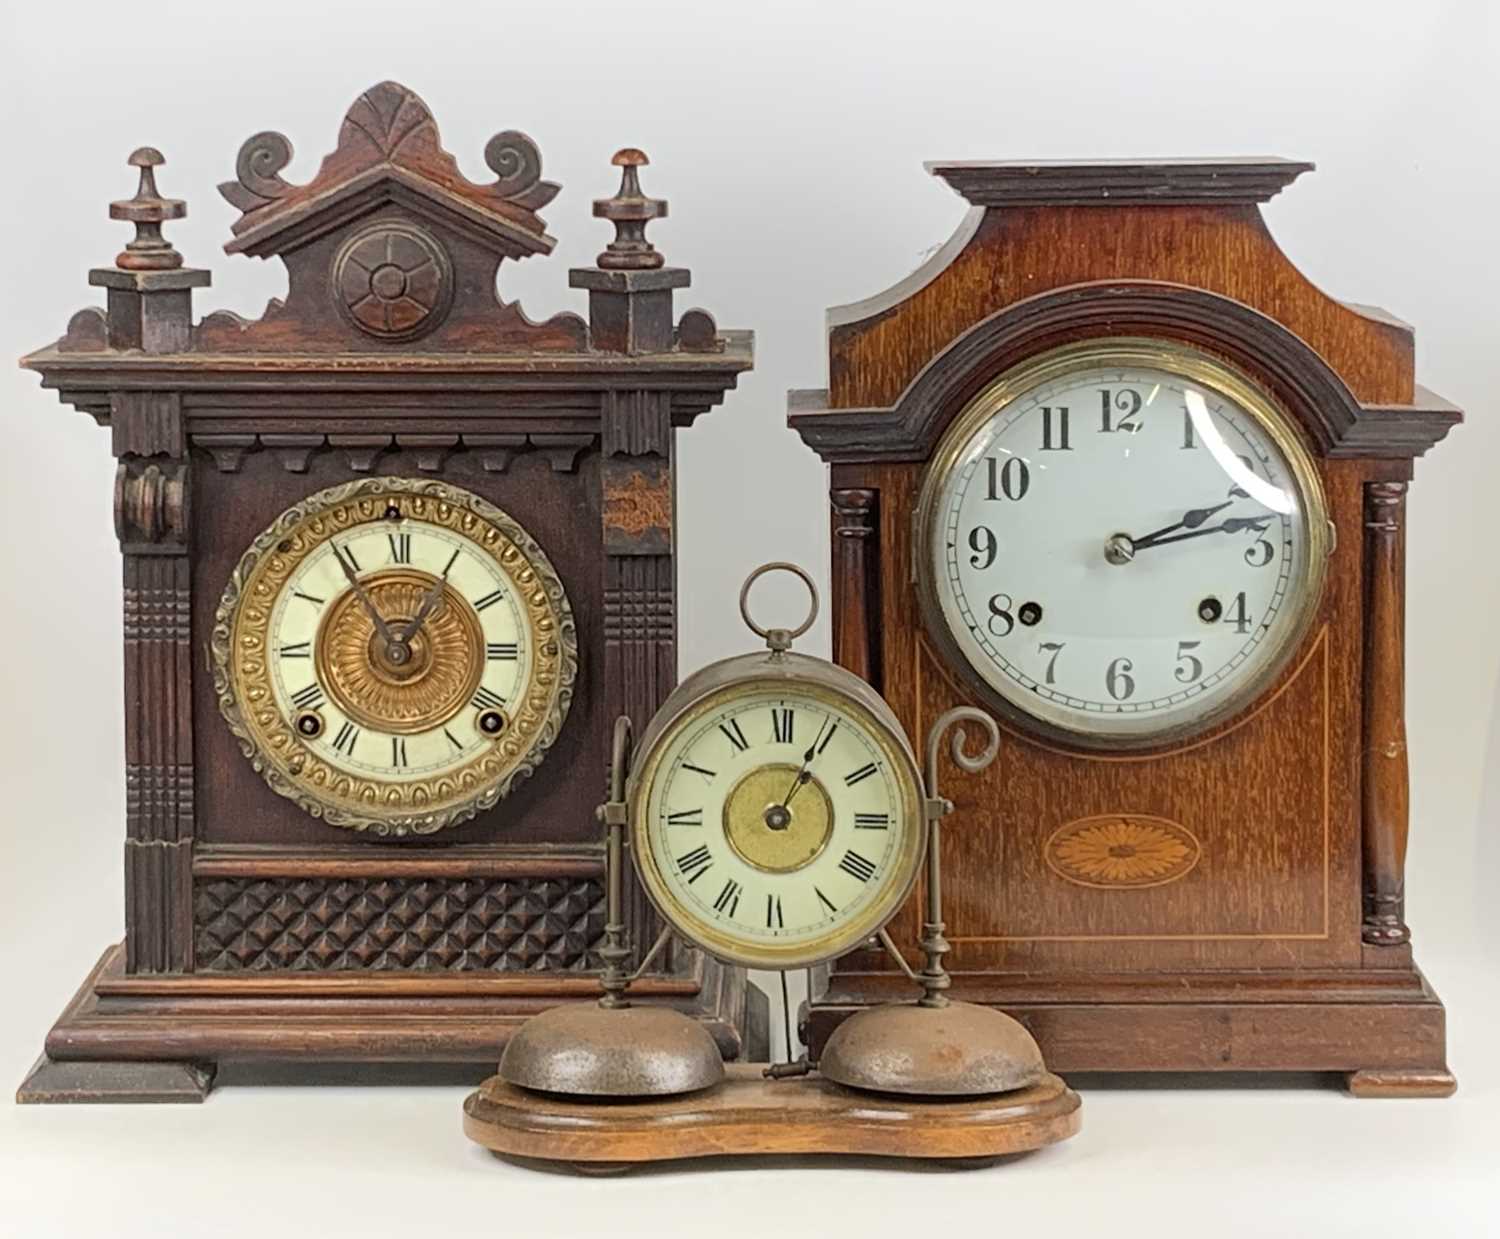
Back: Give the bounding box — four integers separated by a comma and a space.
625, 562, 926, 972
471, 565, 1081, 1170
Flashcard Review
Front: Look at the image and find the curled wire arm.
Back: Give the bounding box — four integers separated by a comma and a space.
607, 715, 633, 805
924, 706, 1001, 804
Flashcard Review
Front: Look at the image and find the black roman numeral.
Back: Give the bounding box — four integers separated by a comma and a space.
390, 736, 407, 768
838, 850, 877, 883
487, 642, 518, 661
279, 641, 311, 659
854, 813, 889, 830
444, 728, 464, 752
291, 683, 325, 710
682, 761, 717, 780
442, 548, 461, 577
815, 886, 838, 914
719, 718, 749, 753
332, 542, 361, 574
293, 590, 326, 607
844, 763, 879, 787
676, 845, 713, 884
766, 894, 783, 929
816, 722, 839, 755
472, 686, 507, 711
712, 879, 742, 918
473, 589, 507, 612
387, 532, 412, 564
331, 721, 360, 757
666, 808, 704, 826
771, 707, 794, 744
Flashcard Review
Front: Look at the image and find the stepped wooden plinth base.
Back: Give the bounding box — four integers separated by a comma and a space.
19, 944, 753, 1103
463, 1063, 1082, 1170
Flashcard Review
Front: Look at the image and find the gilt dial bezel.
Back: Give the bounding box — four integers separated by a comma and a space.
626, 652, 926, 971
914, 338, 1331, 752
210, 476, 577, 836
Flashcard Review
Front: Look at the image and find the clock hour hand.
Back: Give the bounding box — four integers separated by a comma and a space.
1133, 515, 1270, 551
333, 543, 398, 646
400, 571, 450, 644
778, 716, 832, 810
1129, 499, 1236, 548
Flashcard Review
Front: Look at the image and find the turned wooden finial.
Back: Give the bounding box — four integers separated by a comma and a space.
110, 147, 187, 271
594, 147, 667, 270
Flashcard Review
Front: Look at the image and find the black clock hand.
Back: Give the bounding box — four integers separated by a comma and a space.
400, 568, 451, 644
333, 543, 398, 646
1129, 499, 1236, 548
779, 716, 833, 808
1134, 515, 1270, 551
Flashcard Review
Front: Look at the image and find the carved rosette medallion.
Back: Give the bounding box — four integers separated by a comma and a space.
210, 478, 577, 836
1045, 815, 1201, 889
333, 223, 453, 340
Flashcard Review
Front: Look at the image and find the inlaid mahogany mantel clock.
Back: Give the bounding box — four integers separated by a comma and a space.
790, 159, 1462, 1096
17, 81, 753, 1103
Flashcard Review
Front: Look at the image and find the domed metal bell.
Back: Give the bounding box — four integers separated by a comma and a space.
500, 1003, 724, 1099
819, 1000, 1046, 1097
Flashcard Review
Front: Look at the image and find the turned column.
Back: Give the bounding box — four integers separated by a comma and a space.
1361, 479, 1410, 945
830, 488, 880, 690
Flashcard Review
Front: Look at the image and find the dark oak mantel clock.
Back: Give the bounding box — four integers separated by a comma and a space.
17, 81, 753, 1103
790, 158, 1462, 1096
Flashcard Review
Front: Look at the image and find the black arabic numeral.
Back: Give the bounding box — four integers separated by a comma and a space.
1225, 591, 1252, 635
968, 526, 997, 570
1038, 641, 1065, 685
1099, 388, 1143, 433
1105, 657, 1136, 701
986, 593, 1015, 638
1174, 640, 1204, 683
1040, 405, 1072, 451
985, 456, 1030, 501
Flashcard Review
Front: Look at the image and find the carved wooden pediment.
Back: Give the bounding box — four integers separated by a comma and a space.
221, 80, 558, 260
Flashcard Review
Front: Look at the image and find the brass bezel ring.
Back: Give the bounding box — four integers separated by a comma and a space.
210, 477, 577, 837
913, 337, 1331, 752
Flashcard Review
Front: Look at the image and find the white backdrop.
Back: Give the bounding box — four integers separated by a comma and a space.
1, 1, 1496, 1234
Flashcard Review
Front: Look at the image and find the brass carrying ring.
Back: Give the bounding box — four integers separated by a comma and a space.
738, 561, 819, 652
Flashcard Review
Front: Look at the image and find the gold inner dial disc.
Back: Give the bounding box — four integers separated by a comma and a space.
723, 763, 834, 874
316, 569, 484, 734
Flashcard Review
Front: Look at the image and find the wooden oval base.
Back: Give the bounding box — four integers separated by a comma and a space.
463, 1063, 1081, 1169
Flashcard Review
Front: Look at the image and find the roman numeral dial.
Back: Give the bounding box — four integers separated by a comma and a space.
218, 478, 575, 835
634, 686, 923, 970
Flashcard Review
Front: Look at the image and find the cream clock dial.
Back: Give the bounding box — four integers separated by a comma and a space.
212, 478, 576, 835
630, 677, 924, 971
917, 341, 1330, 748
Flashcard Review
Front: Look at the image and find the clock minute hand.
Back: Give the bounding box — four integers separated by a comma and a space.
333, 543, 398, 645
1134, 515, 1270, 552
1129, 499, 1236, 548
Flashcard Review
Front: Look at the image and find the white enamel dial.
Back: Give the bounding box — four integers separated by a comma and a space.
920, 343, 1329, 746
631, 685, 924, 969
269, 521, 529, 780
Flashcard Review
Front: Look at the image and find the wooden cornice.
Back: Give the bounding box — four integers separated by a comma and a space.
926, 158, 1314, 207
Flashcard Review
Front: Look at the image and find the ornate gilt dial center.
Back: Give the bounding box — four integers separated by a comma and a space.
317, 570, 486, 734
723, 763, 834, 875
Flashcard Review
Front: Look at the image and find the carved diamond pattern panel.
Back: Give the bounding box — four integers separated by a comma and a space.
194, 877, 605, 973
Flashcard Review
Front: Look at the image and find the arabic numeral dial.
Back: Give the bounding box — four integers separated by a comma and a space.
926, 348, 1328, 745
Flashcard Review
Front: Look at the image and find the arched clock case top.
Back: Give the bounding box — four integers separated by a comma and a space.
788, 157, 1461, 1095
211, 476, 577, 837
